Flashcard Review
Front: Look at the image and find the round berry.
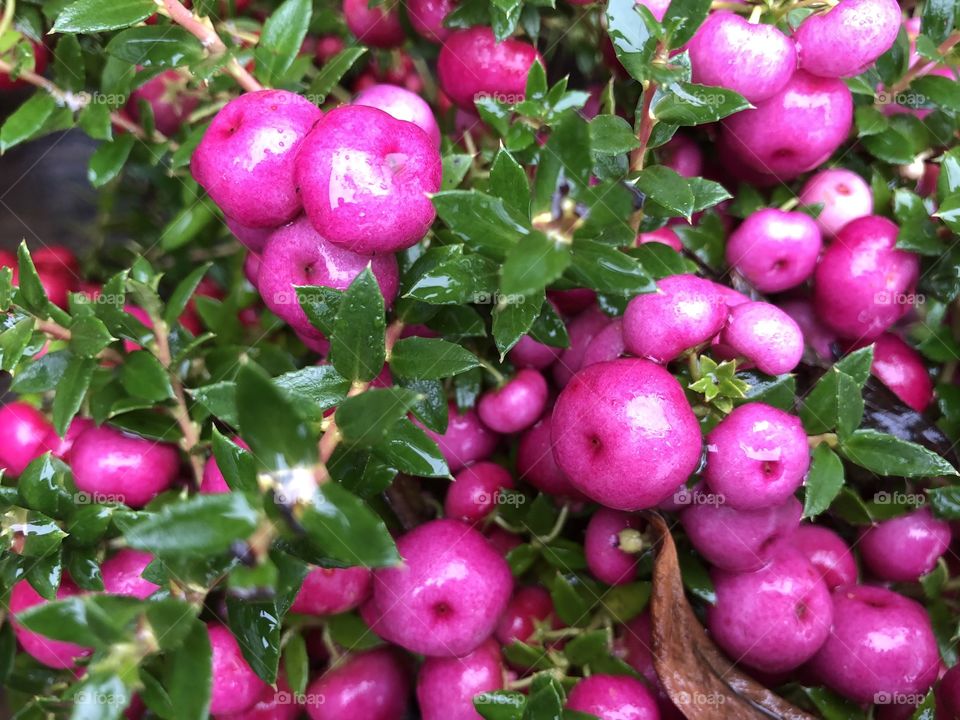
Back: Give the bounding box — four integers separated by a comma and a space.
495, 586, 558, 645
799, 168, 873, 237
127, 70, 198, 137
636, 227, 683, 252
581, 317, 625, 367
516, 413, 585, 501
306, 647, 410, 720
0, 401, 53, 476
343, 0, 405, 47
477, 369, 548, 433
200, 436, 249, 494
720, 300, 804, 375
790, 525, 857, 590
226, 216, 273, 253
209, 624, 270, 715
437, 28, 541, 109
101, 549, 159, 599
794, 0, 902, 78
509, 334, 562, 369
10, 579, 91, 668
860, 508, 951, 582
566, 674, 660, 720
417, 639, 503, 720
444, 461, 515, 524
726, 209, 822, 293
290, 566, 373, 616
584, 508, 642, 585
778, 298, 837, 362
407, 0, 458, 41
354, 83, 441, 146
552, 306, 610, 387
415, 402, 498, 473
869, 333, 933, 412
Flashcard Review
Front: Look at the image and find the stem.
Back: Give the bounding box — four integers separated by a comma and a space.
630, 80, 658, 173
808, 432, 839, 449
37, 318, 123, 363
536, 504, 570, 545
161, 0, 262, 93
0, 0, 16, 40
889, 30, 960, 94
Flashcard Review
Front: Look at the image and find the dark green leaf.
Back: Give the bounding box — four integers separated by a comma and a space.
840, 429, 959, 478
105, 27, 204, 68
653, 82, 752, 125
330, 267, 386, 383
53, 0, 156, 32
164, 263, 211, 326
492, 288, 544, 356
921, 0, 957, 45
1, 92, 56, 153
634, 165, 695, 219
164, 619, 212, 720
389, 337, 480, 379
307, 47, 367, 104
501, 231, 572, 297
0, 317, 35, 372
589, 115, 641, 155
336, 387, 422, 446
52, 356, 95, 437
442, 152, 473, 190
88, 135, 135, 187
432, 190, 528, 256
490, 148, 530, 219
70, 315, 114, 358
274, 365, 351, 420
661, 0, 711, 47
374, 418, 449, 477
299, 483, 400, 566
120, 351, 174, 402
605, 0, 661, 81
803, 445, 845, 519
254, 0, 312, 85
10, 349, 71, 392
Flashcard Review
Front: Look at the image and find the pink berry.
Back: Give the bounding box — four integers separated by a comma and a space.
636, 0, 670, 21
869, 333, 933, 412
808, 585, 939, 703
937, 665, 960, 720
226, 216, 273, 253
659, 134, 703, 178
495, 586, 558, 645
444, 461, 515, 524
218, 678, 300, 720
363, 519, 513, 657
10, 579, 91, 668
40, 416, 94, 463
437, 28, 542, 109
509, 334, 562, 369
720, 71, 853, 179
290, 566, 373, 615
720, 300, 804, 375
794, 0, 902, 78
566, 674, 660, 720
581, 317, 625, 367
860, 508, 951, 582
548, 287, 597, 315
342, 0, 405, 47
209, 624, 269, 716
191, 90, 322, 228
682, 494, 802, 573
70, 425, 180, 508
101, 549, 159, 599
799, 168, 873, 237
813, 215, 920, 341
243, 252, 261, 288
552, 358, 702, 511
354, 83, 441, 147
415, 402, 498, 473
778, 298, 837, 361
296, 105, 441, 254
0, 402, 53, 475
306, 647, 409, 720
689, 11, 797, 103
708, 549, 833, 672
584, 508, 642, 585
552, 306, 610, 387
636, 227, 683, 252
623, 274, 728, 363
516, 413, 585, 501
618, 613, 682, 719
704, 402, 809, 510
407, 0, 458, 41
726, 209, 822, 292
790, 525, 857, 590
127, 70, 198, 137
477, 369, 548, 434
200, 436, 250, 494
417, 639, 503, 720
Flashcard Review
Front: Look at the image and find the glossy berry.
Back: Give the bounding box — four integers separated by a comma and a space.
720, 300, 805, 375
101, 549, 159, 599
127, 70, 198, 137
306, 648, 410, 720
191, 90, 322, 228
552, 358, 701, 511
708, 549, 833, 672
813, 215, 920, 341
778, 298, 837, 361
219, 678, 300, 720
477, 369, 548, 433
689, 11, 797, 103
799, 168, 873, 236
808, 585, 939, 703
363, 519, 513, 657
416, 402, 498, 473
200, 436, 250, 494
70, 424, 180, 508
10, 579, 91, 668
40, 416, 94, 463
354, 83, 441, 146
726, 209, 822, 293
342, 0, 405, 48
407, 0, 458, 41
509, 334, 562, 369
290, 566, 373, 615
704, 402, 809, 510
937, 665, 960, 720
581, 317, 625, 367
209, 624, 269, 715
682, 495, 802, 573
0, 401, 53, 476
495, 586, 558, 645
553, 306, 610, 387
516, 413, 585, 501
417, 639, 503, 720
636, 226, 683, 252
623, 274, 727, 363
659, 133, 703, 178
437, 27, 542, 109
296, 105, 442, 253
869, 333, 933, 412
794, 0, 902, 78
566, 674, 660, 720
584, 508, 643, 585
444, 461, 515, 523
790, 525, 857, 590
860, 508, 951, 582
226, 216, 273, 253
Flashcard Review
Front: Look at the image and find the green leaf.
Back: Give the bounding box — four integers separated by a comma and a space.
442, 152, 473, 190
661, 0, 711, 47
533, 111, 592, 215
475, 691, 526, 720
803, 445, 845, 519
299, 483, 400, 566
1, 92, 56, 153
937, 193, 960, 234
88, 135, 135, 187
893, 188, 942, 255
307, 47, 367, 104
374, 418, 449, 478
433, 190, 528, 256
501, 231, 572, 297
79, 102, 113, 141
120, 350, 174, 402
840, 429, 959, 478
403, 246, 498, 304
105, 27, 204, 68
164, 263, 211, 326
0, 316, 35, 372
605, 0, 661, 81
634, 165, 695, 219
492, 288, 544, 356
389, 337, 480, 379
274, 365, 351, 420
589, 114, 641, 154
282, 632, 309, 695
800, 351, 872, 436
913, 74, 960, 112
52, 356, 95, 437
928, 486, 960, 519
921, 0, 957, 44
70, 315, 114, 358
568, 239, 656, 296
490, 148, 530, 219
254, 0, 312, 85
160, 197, 218, 251
10, 348, 70, 391
53, 0, 156, 32
653, 82, 752, 125
210, 428, 258, 493
225, 595, 282, 684
16, 242, 52, 316
121, 493, 259, 557
296, 285, 343, 336
53, 35, 84, 92
687, 177, 733, 213
330, 267, 386, 383
336, 388, 422, 446
164, 618, 212, 720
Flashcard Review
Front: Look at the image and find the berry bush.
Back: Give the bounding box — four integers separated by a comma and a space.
0, 0, 958, 718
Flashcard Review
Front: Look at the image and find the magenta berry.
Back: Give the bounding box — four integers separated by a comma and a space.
726, 209, 822, 293
689, 11, 797, 103
417, 639, 503, 720
101, 549, 159, 599
40, 416, 94, 463
70, 424, 180, 507
721, 71, 853, 179
636, 227, 682, 252
354, 83, 441, 146
509, 334, 562, 369
516, 413, 585, 501
342, 0, 405, 48
495, 586, 558, 645
363, 519, 513, 657
778, 298, 837, 362
444, 461, 515, 523
258, 216, 399, 339
721, 300, 804, 375
407, 0, 457, 41
209, 624, 269, 715
415, 402, 498, 473
566, 674, 660, 720
226, 216, 273, 253
860, 508, 951, 582
552, 358, 702, 511
10, 579, 91, 668
584, 508, 642, 585
127, 70, 198, 137
794, 0, 902, 78
290, 566, 373, 615
581, 317, 625, 367
623, 274, 727, 363
200, 436, 249, 494
191, 90, 322, 228
220, 678, 300, 720
552, 305, 610, 387
813, 216, 920, 341
937, 665, 960, 720
437, 28, 541, 109
708, 549, 833, 672
704, 402, 809, 510
808, 585, 940, 703
681, 495, 802, 573
477, 369, 548, 433
659, 133, 703, 178
791, 525, 857, 590
306, 647, 410, 720
799, 168, 873, 237
296, 105, 441, 254
0, 401, 53, 475
869, 333, 933, 412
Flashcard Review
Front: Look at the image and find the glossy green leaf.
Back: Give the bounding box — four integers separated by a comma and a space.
254, 0, 312, 85
88, 134, 135, 188
653, 82, 751, 125
336, 387, 422, 446
389, 337, 480, 379
52, 355, 96, 437
299, 483, 400, 566
307, 47, 367, 104
53, 0, 156, 33
803, 445, 845, 519
1, 92, 56, 153
330, 267, 386, 383
105, 27, 204, 68
840, 429, 959, 478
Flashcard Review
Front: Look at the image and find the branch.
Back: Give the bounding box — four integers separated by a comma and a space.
161, 0, 263, 93
889, 30, 960, 94
630, 80, 658, 173
36, 319, 123, 363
